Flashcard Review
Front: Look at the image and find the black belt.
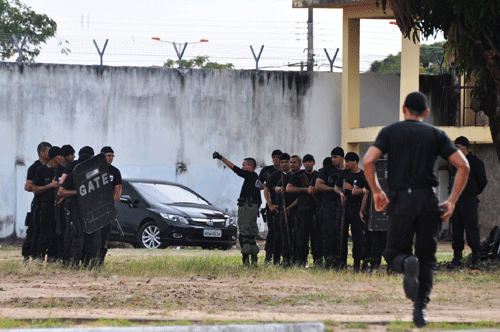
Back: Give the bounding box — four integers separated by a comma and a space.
237, 197, 259, 206
393, 188, 434, 195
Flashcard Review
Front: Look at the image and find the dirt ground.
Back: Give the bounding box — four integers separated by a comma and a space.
1, 239, 499, 330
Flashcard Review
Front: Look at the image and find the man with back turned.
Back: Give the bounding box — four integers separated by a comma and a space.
363, 92, 470, 327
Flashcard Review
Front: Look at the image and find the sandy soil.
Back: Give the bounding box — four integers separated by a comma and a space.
1, 240, 499, 330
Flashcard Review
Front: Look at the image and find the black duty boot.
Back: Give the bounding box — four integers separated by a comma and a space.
251, 254, 258, 266
242, 254, 250, 266
446, 257, 463, 270
273, 254, 281, 266
264, 253, 272, 265
403, 256, 419, 301
470, 252, 481, 270
413, 301, 429, 328
353, 259, 361, 272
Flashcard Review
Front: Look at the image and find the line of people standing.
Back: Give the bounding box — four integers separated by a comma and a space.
22, 142, 122, 268
216, 148, 386, 271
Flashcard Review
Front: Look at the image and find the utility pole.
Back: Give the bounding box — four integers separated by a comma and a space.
307, 8, 314, 72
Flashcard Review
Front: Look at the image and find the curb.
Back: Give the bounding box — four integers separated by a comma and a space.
4, 323, 325, 332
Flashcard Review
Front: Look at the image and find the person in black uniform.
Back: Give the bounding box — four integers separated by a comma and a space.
315, 147, 345, 269
355, 181, 387, 272
97, 146, 123, 266
286, 154, 318, 267
264, 153, 291, 265
447, 136, 487, 270
259, 149, 282, 264
58, 154, 92, 268
277, 155, 300, 266
59, 146, 95, 187
307, 157, 332, 267
363, 92, 469, 327
334, 152, 365, 271
60, 146, 95, 264
213, 152, 262, 266
22, 142, 52, 261
32, 146, 65, 262
61, 145, 75, 165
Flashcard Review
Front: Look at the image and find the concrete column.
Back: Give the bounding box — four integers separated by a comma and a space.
341, 14, 360, 154
399, 32, 420, 120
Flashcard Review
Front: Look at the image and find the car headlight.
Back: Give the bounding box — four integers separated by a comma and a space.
160, 213, 189, 224
224, 215, 236, 227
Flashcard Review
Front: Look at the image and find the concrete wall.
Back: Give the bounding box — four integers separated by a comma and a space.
0, 63, 351, 238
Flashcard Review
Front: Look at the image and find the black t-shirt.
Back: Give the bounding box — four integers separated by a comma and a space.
61, 173, 80, 209
289, 170, 318, 207
109, 165, 123, 188
266, 170, 295, 207
259, 165, 279, 183
336, 169, 366, 206
265, 170, 282, 205
317, 164, 342, 201
373, 120, 457, 190
232, 166, 262, 204
61, 172, 76, 191
310, 172, 323, 207
63, 160, 78, 175
33, 165, 58, 203
450, 153, 487, 196
27, 160, 43, 181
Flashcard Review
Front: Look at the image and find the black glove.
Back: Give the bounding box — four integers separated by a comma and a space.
213, 151, 223, 160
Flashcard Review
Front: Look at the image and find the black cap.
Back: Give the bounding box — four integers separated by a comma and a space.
77, 153, 92, 164
101, 146, 114, 154
404, 92, 428, 112
323, 157, 333, 167
61, 144, 75, 157
330, 147, 344, 158
454, 136, 470, 148
271, 149, 283, 157
344, 152, 359, 163
48, 146, 63, 160
78, 146, 94, 157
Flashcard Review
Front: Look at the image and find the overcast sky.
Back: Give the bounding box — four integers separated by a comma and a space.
20, 0, 441, 71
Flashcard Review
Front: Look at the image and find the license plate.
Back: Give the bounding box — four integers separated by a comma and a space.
203, 229, 222, 237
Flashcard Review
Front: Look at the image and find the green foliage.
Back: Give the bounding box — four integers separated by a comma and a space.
376, 0, 500, 106
368, 42, 446, 75
0, 0, 63, 61
163, 55, 234, 69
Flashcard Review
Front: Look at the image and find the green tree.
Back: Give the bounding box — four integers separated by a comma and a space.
368, 42, 446, 75
0, 0, 63, 62
163, 55, 233, 69
378, 0, 500, 162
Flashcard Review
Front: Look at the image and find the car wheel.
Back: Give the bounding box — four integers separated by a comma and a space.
137, 221, 162, 249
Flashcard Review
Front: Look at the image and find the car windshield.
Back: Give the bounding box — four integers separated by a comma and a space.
131, 182, 209, 205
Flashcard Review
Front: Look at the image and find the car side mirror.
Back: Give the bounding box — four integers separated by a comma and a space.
120, 195, 132, 204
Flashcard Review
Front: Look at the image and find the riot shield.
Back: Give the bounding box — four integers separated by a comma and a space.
369, 158, 389, 231
73, 153, 117, 234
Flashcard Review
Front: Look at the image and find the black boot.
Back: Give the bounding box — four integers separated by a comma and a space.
273, 254, 281, 266
251, 254, 258, 266
446, 252, 463, 270
264, 252, 272, 265
403, 256, 419, 301
353, 259, 361, 272
413, 300, 429, 328
242, 254, 250, 266
470, 252, 481, 270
